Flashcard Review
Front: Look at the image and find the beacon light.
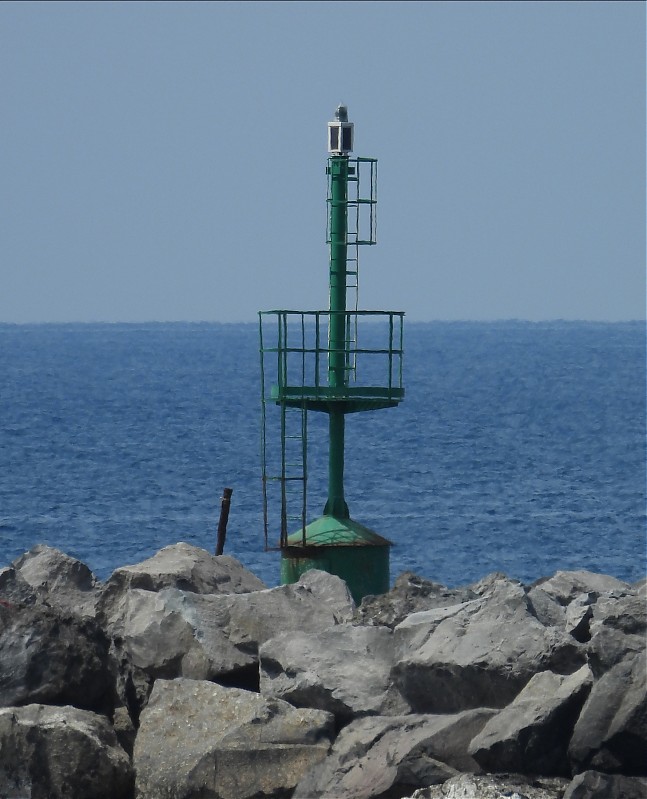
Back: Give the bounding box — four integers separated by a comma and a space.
327, 104, 354, 155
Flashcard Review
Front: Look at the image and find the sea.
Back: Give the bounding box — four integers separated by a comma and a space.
0, 321, 645, 589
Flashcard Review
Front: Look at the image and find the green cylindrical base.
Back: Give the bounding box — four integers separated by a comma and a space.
280, 515, 391, 605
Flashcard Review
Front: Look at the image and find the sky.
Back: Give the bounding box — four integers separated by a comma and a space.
1, 1, 644, 324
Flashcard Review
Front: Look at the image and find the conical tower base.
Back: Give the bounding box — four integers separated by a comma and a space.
280, 515, 392, 605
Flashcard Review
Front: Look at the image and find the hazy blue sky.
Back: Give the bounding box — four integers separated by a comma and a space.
1, 1, 644, 323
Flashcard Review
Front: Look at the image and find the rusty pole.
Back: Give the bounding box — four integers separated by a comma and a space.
215, 487, 233, 556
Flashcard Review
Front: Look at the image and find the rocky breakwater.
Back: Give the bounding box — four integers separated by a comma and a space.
0, 543, 644, 799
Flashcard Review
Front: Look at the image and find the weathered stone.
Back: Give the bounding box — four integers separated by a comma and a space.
207, 569, 354, 655
356, 571, 475, 629
403, 773, 569, 799
12, 544, 100, 617
393, 579, 584, 713
584, 587, 646, 678
103, 570, 355, 688
532, 570, 633, 605
586, 624, 646, 678
0, 601, 113, 713
294, 567, 356, 616
134, 678, 333, 799
590, 591, 646, 637
564, 594, 596, 642
465, 572, 517, 596
526, 585, 567, 629
98, 542, 267, 626
0, 704, 133, 799
563, 770, 647, 799
260, 624, 409, 721
469, 665, 593, 776
0, 566, 37, 607
102, 587, 254, 682
293, 711, 498, 799
103, 542, 266, 596
569, 651, 647, 775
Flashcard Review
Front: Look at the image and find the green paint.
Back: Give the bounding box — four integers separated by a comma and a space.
325, 155, 350, 518
281, 516, 391, 605
259, 110, 404, 604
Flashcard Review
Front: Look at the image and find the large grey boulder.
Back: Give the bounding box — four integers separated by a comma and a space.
11, 544, 100, 617
0, 704, 133, 799
586, 589, 646, 676
526, 584, 568, 629
527, 571, 638, 648
293, 710, 498, 799
403, 774, 569, 799
260, 624, 409, 722
0, 566, 37, 607
393, 578, 584, 713
569, 651, 647, 775
103, 586, 255, 682
586, 623, 646, 678
103, 570, 355, 687
134, 678, 334, 799
98, 542, 267, 625
0, 601, 113, 713
102, 542, 266, 595
591, 591, 646, 635
469, 665, 593, 776
531, 570, 633, 605
356, 572, 476, 629
563, 770, 647, 799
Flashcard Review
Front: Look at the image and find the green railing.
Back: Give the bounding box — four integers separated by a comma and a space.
259, 309, 404, 410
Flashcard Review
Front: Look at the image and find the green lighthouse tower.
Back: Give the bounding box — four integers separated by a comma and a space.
259, 106, 404, 604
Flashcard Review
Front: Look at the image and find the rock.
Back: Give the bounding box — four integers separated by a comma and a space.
0, 704, 133, 799
295, 568, 356, 618
585, 589, 646, 678
103, 542, 266, 596
526, 585, 567, 629
586, 624, 646, 678
11, 544, 100, 617
102, 570, 355, 690
293, 710, 498, 799
569, 651, 647, 775
260, 624, 409, 722
563, 770, 647, 799
220, 570, 355, 645
564, 594, 595, 642
531, 571, 633, 605
393, 578, 584, 713
104, 586, 255, 682
0, 566, 37, 607
98, 542, 267, 626
403, 773, 569, 799
356, 571, 475, 629
528, 573, 640, 649
590, 591, 646, 637
469, 665, 593, 776
0, 601, 113, 713
465, 572, 516, 596
134, 678, 334, 799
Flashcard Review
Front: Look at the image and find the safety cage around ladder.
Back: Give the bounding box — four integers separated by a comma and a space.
259, 309, 404, 550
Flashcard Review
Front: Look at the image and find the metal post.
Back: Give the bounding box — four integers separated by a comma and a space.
324, 154, 349, 519
215, 487, 233, 555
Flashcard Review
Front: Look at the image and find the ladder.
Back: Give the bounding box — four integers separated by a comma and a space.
327, 157, 377, 382
259, 314, 309, 549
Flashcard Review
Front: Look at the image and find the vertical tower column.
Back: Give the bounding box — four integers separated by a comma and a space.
324, 154, 349, 518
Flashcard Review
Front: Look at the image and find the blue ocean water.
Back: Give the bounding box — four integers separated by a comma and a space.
0, 321, 645, 588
